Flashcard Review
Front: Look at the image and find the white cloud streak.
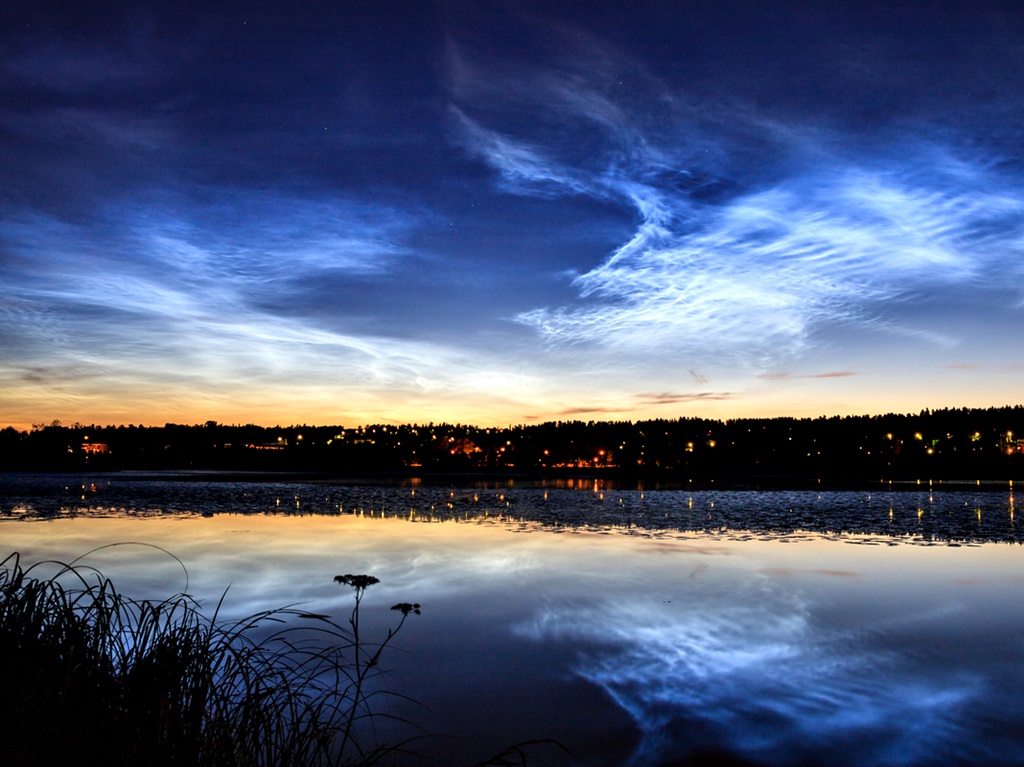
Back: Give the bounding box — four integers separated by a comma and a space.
0, 197, 543, 415
452, 46, 1024, 370
452, 108, 596, 197
520, 159, 1024, 363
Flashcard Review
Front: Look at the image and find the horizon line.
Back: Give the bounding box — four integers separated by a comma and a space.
10, 402, 1024, 432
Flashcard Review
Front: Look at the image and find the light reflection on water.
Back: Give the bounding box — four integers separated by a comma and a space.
2, 473, 1021, 544
2, 474, 1024, 766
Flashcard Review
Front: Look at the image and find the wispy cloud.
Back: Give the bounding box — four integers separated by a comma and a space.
1, 195, 416, 355
633, 391, 732, 405
0, 196, 522, 404
452, 107, 598, 198
516, 155, 1024, 366
759, 371, 858, 380
449, 38, 1024, 374
556, 406, 618, 416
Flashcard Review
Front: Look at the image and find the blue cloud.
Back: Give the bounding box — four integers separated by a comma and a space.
0, 194, 429, 382
521, 152, 1024, 361
452, 48, 1024, 369
515, 591, 984, 766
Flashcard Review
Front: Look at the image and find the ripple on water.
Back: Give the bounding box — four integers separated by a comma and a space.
1, 474, 1021, 545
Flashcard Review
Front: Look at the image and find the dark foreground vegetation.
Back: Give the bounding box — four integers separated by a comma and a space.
0, 551, 565, 767
4, 405, 1024, 481
0, 552, 423, 767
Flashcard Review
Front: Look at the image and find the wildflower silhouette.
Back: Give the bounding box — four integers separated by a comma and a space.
333, 572, 421, 761
333, 574, 380, 590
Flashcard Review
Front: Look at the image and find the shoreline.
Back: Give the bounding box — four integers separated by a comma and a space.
2, 468, 1019, 492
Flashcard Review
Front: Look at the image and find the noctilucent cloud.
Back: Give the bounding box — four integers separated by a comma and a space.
3, 1, 1024, 429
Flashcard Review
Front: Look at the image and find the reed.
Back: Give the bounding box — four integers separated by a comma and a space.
0, 552, 418, 766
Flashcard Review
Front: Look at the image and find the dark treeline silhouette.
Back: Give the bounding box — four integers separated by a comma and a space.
4, 406, 1024, 481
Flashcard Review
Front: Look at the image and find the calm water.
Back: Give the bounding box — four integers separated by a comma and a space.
2, 473, 1024, 766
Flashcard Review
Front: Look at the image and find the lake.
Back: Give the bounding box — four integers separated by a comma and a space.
2, 473, 1024, 766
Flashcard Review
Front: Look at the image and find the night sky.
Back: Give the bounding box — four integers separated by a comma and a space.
3, 1, 1024, 429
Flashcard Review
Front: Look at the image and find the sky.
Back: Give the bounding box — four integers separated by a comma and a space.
3, 0, 1024, 430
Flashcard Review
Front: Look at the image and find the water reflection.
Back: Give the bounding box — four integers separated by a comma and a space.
3, 474, 1024, 544
517, 587, 985, 766
3, 476, 1024, 765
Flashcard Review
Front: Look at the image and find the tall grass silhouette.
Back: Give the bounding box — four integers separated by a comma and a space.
0, 551, 420, 766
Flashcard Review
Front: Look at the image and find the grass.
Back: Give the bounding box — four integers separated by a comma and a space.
0, 551, 420, 766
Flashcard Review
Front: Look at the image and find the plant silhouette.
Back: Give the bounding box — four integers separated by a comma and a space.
0, 553, 419, 766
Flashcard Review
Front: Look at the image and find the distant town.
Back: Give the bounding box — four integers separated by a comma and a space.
4, 406, 1024, 483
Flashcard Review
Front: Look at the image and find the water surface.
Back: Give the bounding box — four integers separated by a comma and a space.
2, 473, 1023, 766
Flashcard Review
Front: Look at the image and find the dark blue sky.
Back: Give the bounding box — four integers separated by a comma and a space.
3, 0, 1024, 427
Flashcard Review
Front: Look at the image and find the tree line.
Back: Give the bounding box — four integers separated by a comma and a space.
3, 406, 1024, 481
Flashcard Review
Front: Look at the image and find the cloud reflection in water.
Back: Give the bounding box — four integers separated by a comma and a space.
516, 583, 982, 766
